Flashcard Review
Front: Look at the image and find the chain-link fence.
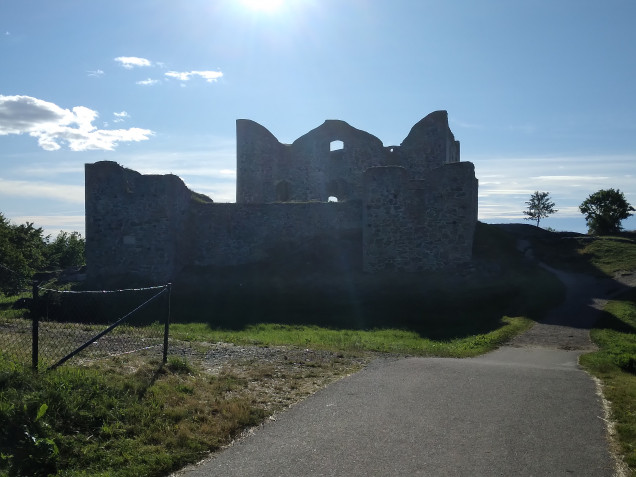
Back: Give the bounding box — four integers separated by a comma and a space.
0, 270, 171, 370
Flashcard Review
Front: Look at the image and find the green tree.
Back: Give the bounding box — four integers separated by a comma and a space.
0, 213, 48, 295
523, 191, 557, 227
46, 231, 85, 269
579, 188, 635, 235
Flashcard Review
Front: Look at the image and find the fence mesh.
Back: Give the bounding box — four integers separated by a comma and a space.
0, 281, 170, 370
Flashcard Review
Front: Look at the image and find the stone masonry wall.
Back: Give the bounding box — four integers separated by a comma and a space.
181, 201, 361, 269
86, 161, 361, 284
362, 163, 477, 272
236, 111, 461, 205
85, 161, 192, 284
85, 111, 477, 285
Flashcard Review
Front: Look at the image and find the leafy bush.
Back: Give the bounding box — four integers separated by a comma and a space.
0, 383, 59, 477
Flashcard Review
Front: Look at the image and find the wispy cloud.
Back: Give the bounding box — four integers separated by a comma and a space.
0, 178, 84, 203
87, 69, 104, 77
11, 215, 85, 237
165, 70, 223, 83
114, 56, 152, 69
136, 78, 159, 86
0, 94, 153, 151
113, 111, 129, 123
507, 123, 537, 135
472, 153, 636, 228
531, 175, 610, 183
450, 119, 483, 130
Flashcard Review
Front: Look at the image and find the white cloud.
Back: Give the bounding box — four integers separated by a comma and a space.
136, 78, 159, 86
114, 56, 152, 69
0, 94, 153, 151
87, 69, 104, 77
113, 111, 129, 123
165, 70, 223, 83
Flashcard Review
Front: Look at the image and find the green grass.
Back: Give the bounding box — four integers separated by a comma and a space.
528, 230, 636, 277
581, 233, 636, 276
171, 317, 533, 358
580, 287, 636, 472
0, 353, 265, 477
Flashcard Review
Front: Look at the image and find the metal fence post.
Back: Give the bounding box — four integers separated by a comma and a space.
31, 282, 39, 371
162, 283, 171, 364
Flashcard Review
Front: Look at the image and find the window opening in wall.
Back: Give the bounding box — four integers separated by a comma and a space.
330, 140, 344, 152
328, 196, 338, 202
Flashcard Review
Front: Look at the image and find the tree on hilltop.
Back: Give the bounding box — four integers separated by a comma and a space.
523, 191, 557, 228
579, 188, 634, 235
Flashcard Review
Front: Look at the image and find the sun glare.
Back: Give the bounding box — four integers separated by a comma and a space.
241, 0, 284, 11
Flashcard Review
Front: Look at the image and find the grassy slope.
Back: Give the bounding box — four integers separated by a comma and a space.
0, 223, 566, 476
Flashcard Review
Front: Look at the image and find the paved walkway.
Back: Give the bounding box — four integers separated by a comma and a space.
175, 265, 635, 476
177, 349, 614, 476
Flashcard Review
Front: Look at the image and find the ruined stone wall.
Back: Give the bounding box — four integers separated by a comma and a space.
236, 119, 391, 204
397, 110, 461, 177
236, 111, 460, 205
363, 162, 478, 272
85, 161, 192, 284
181, 201, 361, 268
85, 111, 478, 285
86, 161, 361, 284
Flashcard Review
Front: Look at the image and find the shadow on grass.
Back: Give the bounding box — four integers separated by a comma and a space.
594, 309, 636, 334
170, 258, 562, 341
499, 224, 636, 277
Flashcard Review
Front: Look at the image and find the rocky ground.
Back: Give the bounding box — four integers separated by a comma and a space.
168, 341, 375, 416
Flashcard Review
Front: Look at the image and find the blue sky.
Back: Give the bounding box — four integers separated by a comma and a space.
1, 0, 635, 237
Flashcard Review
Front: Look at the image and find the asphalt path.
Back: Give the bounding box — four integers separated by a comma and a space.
175, 263, 635, 476
177, 349, 614, 476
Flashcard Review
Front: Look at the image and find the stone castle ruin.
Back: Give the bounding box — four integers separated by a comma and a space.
85, 111, 478, 286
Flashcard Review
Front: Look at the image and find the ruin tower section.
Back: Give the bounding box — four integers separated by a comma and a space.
85, 111, 478, 285
399, 110, 460, 177
362, 162, 477, 272
85, 161, 192, 285
237, 118, 391, 204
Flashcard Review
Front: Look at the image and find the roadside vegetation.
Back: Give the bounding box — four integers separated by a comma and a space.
0, 353, 269, 477
580, 289, 636, 471
579, 281, 636, 472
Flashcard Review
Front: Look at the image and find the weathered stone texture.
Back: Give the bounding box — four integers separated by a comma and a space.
183, 201, 361, 268
85, 162, 192, 283
85, 111, 478, 284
